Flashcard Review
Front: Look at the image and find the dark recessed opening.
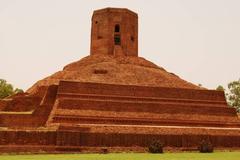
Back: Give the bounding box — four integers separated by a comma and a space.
94, 69, 108, 74
115, 24, 120, 32
95, 21, 98, 24
131, 36, 134, 42
114, 35, 121, 45
97, 36, 102, 39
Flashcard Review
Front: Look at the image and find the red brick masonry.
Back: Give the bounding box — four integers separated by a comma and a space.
0, 81, 240, 153
0, 7, 239, 153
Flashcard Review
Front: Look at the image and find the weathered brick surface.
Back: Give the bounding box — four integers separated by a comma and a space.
2, 97, 41, 112
0, 100, 9, 111
0, 128, 240, 153
58, 81, 226, 101
0, 130, 56, 145
90, 8, 138, 56
56, 98, 234, 116
0, 85, 58, 127
48, 81, 239, 128
0, 8, 239, 153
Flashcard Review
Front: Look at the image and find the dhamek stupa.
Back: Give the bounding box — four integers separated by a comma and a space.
0, 8, 240, 153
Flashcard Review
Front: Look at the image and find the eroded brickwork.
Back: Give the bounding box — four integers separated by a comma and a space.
90, 8, 138, 56
0, 8, 240, 153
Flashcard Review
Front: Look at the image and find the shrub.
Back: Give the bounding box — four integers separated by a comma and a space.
100, 148, 108, 154
148, 140, 164, 153
198, 140, 214, 153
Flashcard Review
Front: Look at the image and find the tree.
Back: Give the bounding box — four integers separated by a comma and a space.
0, 79, 23, 99
216, 85, 225, 91
227, 80, 240, 112
14, 88, 24, 94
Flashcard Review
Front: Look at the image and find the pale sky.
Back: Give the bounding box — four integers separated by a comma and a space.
0, 0, 240, 91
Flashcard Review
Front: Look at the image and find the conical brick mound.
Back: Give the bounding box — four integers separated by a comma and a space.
28, 55, 200, 94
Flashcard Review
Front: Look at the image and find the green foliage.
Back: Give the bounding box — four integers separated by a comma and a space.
216, 80, 240, 113
14, 88, 24, 94
227, 80, 240, 112
148, 140, 164, 153
216, 85, 225, 91
0, 79, 23, 99
198, 140, 214, 153
100, 148, 108, 154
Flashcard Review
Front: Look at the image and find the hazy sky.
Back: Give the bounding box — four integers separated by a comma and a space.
0, 0, 239, 91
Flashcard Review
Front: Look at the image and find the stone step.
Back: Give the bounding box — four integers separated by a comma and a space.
52, 114, 240, 128
58, 81, 226, 101
53, 108, 239, 122
56, 98, 236, 116
57, 93, 227, 107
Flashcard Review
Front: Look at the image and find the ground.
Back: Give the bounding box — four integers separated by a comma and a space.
0, 152, 240, 160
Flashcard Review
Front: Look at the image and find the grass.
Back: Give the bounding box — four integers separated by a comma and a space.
0, 152, 240, 160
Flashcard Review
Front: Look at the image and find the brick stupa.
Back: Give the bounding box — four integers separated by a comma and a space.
0, 8, 240, 153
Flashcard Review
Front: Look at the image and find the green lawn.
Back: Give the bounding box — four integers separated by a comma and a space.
0, 152, 240, 160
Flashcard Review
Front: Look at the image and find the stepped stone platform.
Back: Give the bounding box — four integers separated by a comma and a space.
0, 7, 239, 153
0, 80, 240, 153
